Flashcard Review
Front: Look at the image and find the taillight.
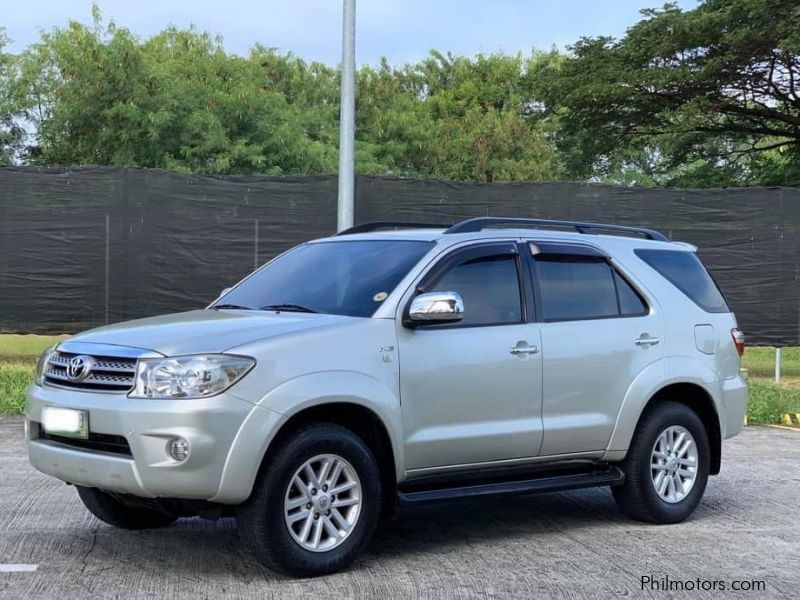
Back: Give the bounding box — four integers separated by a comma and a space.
731, 328, 745, 356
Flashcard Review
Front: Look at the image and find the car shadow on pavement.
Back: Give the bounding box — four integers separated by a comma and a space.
58, 486, 639, 584
374, 487, 627, 553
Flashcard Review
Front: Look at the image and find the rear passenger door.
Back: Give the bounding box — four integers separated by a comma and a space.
527, 242, 665, 456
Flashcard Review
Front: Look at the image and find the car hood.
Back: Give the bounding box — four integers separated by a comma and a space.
65, 309, 358, 356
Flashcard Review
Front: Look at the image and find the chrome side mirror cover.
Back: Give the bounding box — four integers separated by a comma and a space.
407, 291, 465, 325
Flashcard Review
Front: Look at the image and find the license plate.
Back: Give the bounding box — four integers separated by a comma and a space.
41, 406, 89, 439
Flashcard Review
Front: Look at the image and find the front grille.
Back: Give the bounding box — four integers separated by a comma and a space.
44, 351, 137, 392
35, 424, 133, 457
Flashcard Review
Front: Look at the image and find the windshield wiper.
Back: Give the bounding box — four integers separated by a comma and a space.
261, 303, 318, 313
211, 303, 255, 311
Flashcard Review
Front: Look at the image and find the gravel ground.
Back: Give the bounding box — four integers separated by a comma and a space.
1, 416, 798, 599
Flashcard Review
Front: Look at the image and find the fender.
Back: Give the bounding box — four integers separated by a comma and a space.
211, 370, 403, 503
604, 356, 723, 460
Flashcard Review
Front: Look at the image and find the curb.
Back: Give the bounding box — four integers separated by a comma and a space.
765, 424, 800, 432
780, 413, 800, 426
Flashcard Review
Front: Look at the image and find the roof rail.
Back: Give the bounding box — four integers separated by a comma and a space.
443, 217, 669, 242
335, 221, 449, 236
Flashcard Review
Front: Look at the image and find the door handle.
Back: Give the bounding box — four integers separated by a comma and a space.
635, 335, 660, 347
510, 344, 539, 355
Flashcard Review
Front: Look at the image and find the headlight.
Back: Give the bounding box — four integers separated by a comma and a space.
35, 344, 58, 385
129, 354, 255, 399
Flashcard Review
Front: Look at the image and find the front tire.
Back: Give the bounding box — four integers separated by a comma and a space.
76, 486, 177, 529
237, 423, 381, 577
612, 401, 710, 524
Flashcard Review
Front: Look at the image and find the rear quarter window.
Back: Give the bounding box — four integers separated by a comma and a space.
635, 249, 729, 313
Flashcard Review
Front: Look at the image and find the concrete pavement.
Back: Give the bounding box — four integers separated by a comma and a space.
1, 416, 798, 598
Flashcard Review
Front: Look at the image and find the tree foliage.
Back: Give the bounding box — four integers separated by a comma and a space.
539, 0, 800, 186
11, 16, 338, 174
3, 12, 561, 181
0, 28, 25, 164
2, 1, 799, 186
355, 51, 563, 181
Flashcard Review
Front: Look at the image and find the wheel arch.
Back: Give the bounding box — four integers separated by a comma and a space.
640, 383, 722, 475
264, 401, 399, 517
255, 370, 404, 481
607, 359, 724, 475
212, 371, 403, 505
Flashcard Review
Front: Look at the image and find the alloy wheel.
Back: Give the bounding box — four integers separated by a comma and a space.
283, 453, 363, 552
650, 425, 698, 504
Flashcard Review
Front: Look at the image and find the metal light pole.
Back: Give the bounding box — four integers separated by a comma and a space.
337, 0, 356, 232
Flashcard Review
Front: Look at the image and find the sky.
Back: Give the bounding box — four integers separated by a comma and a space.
3, 0, 698, 65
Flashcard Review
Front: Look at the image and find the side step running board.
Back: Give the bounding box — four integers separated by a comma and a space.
398, 467, 625, 505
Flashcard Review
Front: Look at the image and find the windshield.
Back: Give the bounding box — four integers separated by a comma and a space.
213, 240, 434, 317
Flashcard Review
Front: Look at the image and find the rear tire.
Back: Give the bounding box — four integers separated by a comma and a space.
76, 486, 177, 529
612, 401, 710, 524
237, 422, 381, 577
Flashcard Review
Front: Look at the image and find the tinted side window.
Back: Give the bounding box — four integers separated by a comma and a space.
536, 257, 618, 321
614, 271, 648, 315
635, 249, 729, 313
431, 255, 521, 326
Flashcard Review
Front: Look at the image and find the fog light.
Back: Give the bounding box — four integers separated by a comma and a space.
167, 437, 190, 462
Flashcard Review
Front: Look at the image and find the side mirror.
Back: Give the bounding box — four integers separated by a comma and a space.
407, 291, 464, 325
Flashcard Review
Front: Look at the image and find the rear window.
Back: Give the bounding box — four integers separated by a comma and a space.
635, 249, 729, 313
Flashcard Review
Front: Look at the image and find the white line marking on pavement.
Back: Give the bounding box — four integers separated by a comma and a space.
0, 564, 38, 573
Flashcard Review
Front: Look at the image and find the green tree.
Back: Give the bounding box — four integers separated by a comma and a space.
11, 13, 338, 174
416, 51, 564, 182
9, 11, 568, 182
355, 58, 434, 175
0, 28, 24, 164
354, 51, 566, 182
540, 0, 800, 186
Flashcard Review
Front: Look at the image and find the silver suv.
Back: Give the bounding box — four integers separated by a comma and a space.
26, 217, 747, 576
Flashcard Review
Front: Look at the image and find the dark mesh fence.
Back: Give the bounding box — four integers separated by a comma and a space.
1, 166, 797, 345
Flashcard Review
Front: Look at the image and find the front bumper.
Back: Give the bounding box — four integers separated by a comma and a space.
25, 383, 285, 504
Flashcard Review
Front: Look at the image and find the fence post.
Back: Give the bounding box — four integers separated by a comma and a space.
254, 219, 259, 270
775, 347, 782, 383
105, 214, 110, 325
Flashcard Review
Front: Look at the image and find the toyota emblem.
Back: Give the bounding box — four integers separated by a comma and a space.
66, 355, 95, 382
